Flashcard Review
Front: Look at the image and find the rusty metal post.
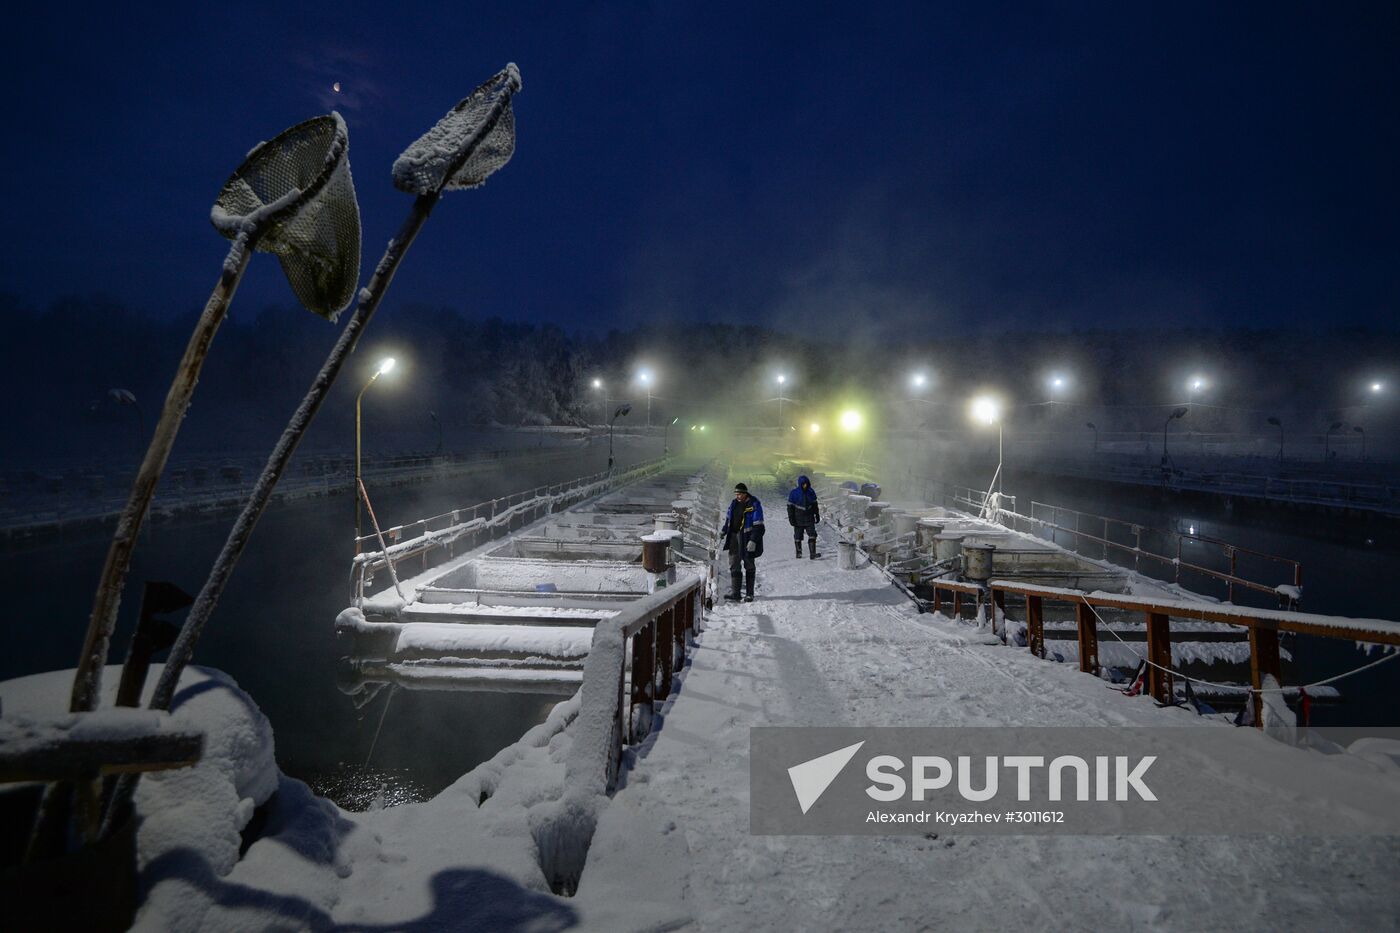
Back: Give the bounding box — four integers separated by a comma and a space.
1025, 594, 1045, 658
1145, 612, 1173, 704
1248, 621, 1282, 729
1075, 602, 1100, 675
641, 537, 670, 574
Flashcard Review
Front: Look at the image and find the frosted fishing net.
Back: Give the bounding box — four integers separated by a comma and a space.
211, 113, 361, 319
393, 64, 522, 195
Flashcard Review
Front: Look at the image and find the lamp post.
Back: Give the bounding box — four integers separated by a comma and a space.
429, 410, 443, 456
591, 378, 605, 425
775, 374, 787, 427
664, 416, 679, 455
970, 396, 1002, 497
635, 370, 653, 427
108, 388, 146, 461
1161, 406, 1188, 470
1324, 421, 1344, 462
1354, 425, 1367, 461
608, 403, 631, 473
1266, 416, 1283, 462
1086, 421, 1098, 454
356, 357, 396, 551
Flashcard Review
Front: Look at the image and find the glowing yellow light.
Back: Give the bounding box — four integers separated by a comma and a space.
839, 409, 863, 432
970, 395, 1000, 425
809, 422, 821, 434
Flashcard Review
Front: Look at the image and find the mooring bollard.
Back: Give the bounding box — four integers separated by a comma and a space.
642, 531, 678, 592
837, 539, 858, 570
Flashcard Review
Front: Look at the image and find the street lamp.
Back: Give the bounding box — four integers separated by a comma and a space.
1266, 416, 1283, 462
1324, 421, 1344, 462
772, 373, 797, 427
810, 422, 821, 435
1370, 381, 1384, 395
1161, 406, 1188, 470
108, 388, 146, 461
635, 369, 653, 427
356, 357, 396, 551
1354, 425, 1367, 460
429, 410, 443, 456
1047, 374, 1067, 400
839, 409, 864, 433
1186, 376, 1207, 400
1086, 421, 1098, 453
970, 395, 1003, 496
664, 416, 679, 455
608, 403, 631, 472
590, 378, 605, 425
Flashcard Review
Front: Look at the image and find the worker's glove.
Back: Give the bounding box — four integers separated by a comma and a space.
746, 540, 757, 553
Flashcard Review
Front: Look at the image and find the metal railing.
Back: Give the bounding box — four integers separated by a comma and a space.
350, 457, 671, 603
934, 482, 1300, 606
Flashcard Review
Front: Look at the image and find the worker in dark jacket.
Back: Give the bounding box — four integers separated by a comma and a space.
720, 482, 765, 601
786, 474, 821, 559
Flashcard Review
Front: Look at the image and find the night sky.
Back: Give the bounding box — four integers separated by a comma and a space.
2, 2, 1395, 336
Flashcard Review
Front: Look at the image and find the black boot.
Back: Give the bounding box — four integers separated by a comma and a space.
744, 578, 755, 602
808, 538, 821, 559
795, 541, 804, 559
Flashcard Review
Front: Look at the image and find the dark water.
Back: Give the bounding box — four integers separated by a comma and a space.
0, 437, 657, 808
997, 467, 1400, 727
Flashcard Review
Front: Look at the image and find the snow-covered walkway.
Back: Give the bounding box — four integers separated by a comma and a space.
573, 481, 1400, 931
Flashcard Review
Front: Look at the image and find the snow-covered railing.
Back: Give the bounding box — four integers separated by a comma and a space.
931, 577, 1400, 726
533, 573, 705, 894
350, 457, 670, 603
933, 481, 1301, 607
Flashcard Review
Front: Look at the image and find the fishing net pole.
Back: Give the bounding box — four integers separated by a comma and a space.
102, 65, 522, 835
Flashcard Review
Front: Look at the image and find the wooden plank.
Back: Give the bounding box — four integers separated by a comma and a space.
1249, 622, 1282, 729
0, 727, 203, 785
1145, 612, 1173, 704
658, 608, 674, 700
1025, 594, 1045, 659
988, 581, 1400, 646
1075, 602, 1100, 675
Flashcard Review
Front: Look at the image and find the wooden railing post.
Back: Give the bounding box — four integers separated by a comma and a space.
1075, 602, 1099, 675
1145, 612, 1173, 703
658, 608, 675, 700
953, 590, 963, 619
1025, 594, 1044, 658
1248, 620, 1282, 729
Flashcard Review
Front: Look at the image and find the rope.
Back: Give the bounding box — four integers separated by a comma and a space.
1077, 596, 1400, 694
364, 684, 396, 768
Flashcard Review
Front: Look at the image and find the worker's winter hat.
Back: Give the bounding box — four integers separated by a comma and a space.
734, 482, 749, 493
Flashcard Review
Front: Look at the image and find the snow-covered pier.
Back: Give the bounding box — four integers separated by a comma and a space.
10, 461, 1400, 930
335, 461, 726, 699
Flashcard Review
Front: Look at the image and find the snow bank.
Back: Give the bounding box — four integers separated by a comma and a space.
0, 665, 277, 932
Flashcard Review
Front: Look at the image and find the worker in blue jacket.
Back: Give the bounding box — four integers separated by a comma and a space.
720, 482, 765, 601
787, 474, 821, 559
